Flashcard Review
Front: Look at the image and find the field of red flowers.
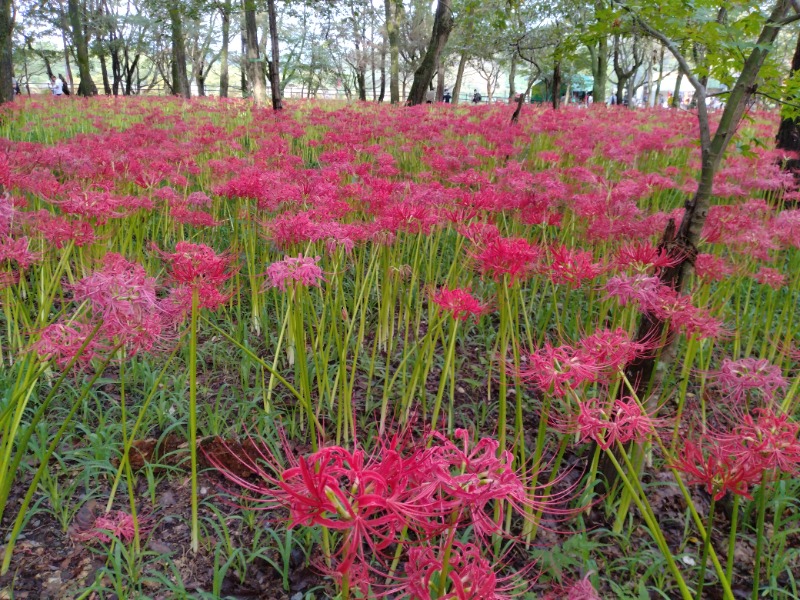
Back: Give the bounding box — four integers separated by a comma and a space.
0, 97, 798, 599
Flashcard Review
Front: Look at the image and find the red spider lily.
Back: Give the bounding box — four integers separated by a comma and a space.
31, 321, 106, 368
574, 397, 664, 450
614, 241, 682, 272
520, 343, 606, 396
718, 409, 800, 475
713, 357, 787, 405
73, 510, 151, 545
70, 253, 165, 355
429, 429, 579, 538
671, 439, 762, 501
431, 287, 490, 321
693, 253, 733, 282
264, 254, 325, 292
546, 245, 604, 288
0, 236, 39, 269
603, 274, 664, 308
157, 242, 235, 311
753, 267, 786, 289
543, 573, 601, 600
470, 236, 541, 284
387, 541, 519, 600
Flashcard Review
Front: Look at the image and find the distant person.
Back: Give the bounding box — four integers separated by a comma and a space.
425, 88, 435, 104
59, 74, 71, 96
50, 75, 63, 97
11, 75, 20, 96
609, 93, 617, 105
443, 89, 452, 103
472, 89, 482, 104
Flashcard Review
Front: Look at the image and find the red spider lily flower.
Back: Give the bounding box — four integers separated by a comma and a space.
0, 236, 40, 269
388, 541, 519, 600
693, 253, 733, 282
470, 236, 541, 284
31, 321, 106, 369
70, 253, 165, 355
574, 398, 663, 450
614, 241, 680, 272
718, 409, 800, 475
170, 206, 221, 228
157, 242, 235, 311
713, 358, 787, 405
672, 439, 762, 501
543, 573, 601, 600
73, 510, 151, 545
431, 287, 490, 321
521, 343, 606, 396
753, 267, 786, 290
603, 274, 664, 308
264, 254, 325, 292
430, 429, 579, 538
546, 245, 604, 288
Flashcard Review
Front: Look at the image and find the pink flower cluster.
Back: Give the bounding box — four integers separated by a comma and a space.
209, 429, 579, 596
673, 409, 800, 500
431, 286, 490, 321
264, 254, 324, 291
521, 329, 645, 396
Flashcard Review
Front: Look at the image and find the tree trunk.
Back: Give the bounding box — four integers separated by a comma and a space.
168, 3, 190, 98
243, 0, 267, 106
552, 61, 561, 109
776, 30, 800, 154
266, 0, 282, 110
508, 52, 517, 101
0, 0, 12, 104
436, 58, 445, 101
654, 45, 665, 105
68, 0, 97, 96
241, 24, 248, 96
592, 35, 608, 103
99, 52, 111, 94
220, 0, 231, 97
671, 69, 683, 108
384, 0, 401, 104
112, 38, 122, 95
378, 28, 387, 102
452, 50, 467, 104
407, 0, 453, 106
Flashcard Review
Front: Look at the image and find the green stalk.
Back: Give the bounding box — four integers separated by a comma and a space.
696, 497, 716, 600
189, 287, 200, 553
752, 473, 768, 600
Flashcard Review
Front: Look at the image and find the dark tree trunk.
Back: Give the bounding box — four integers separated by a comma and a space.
241, 25, 248, 96
552, 61, 561, 109
671, 69, 683, 108
68, 0, 98, 96
436, 59, 445, 101
378, 28, 386, 102
243, 0, 267, 106
220, 0, 231, 98
508, 52, 517, 101
407, 0, 453, 106
776, 30, 800, 155
99, 52, 111, 94
452, 50, 467, 104
124, 54, 139, 95
592, 36, 608, 102
169, 3, 190, 98
0, 0, 13, 104
384, 0, 401, 104
266, 0, 282, 110
112, 39, 122, 95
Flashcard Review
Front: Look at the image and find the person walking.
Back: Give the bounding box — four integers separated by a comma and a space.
443, 89, 452, 103
472, 89, 482, 104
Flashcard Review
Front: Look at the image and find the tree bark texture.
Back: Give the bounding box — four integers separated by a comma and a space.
452, 51, 467, 104
384, 0, 401, 104
407, 0, 453, 106
169, 3, 190, 98
243, 0, 267, 106
592, 34, 608, 102
220, 0, 231, 98
266, 0, 283, 110
776, 30, 800, 157
68, 0, 98, 96
0, 0, 13, 104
